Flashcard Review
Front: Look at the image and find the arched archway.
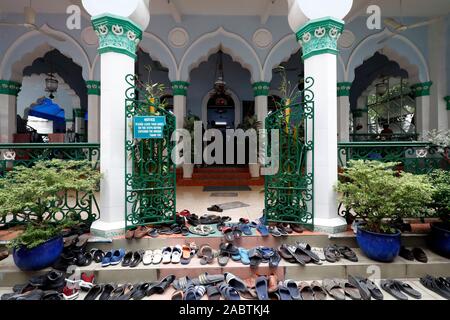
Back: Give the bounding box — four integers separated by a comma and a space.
178, 27, 262, 83
201, 88, 241, 129
346, 28, 429, 83
0, 25, 91, 82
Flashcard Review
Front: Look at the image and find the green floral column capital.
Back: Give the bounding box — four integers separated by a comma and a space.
296, 17, 345, 60
445, 96, 450, 110
92, 14, 143, 60
171, 81, 190, 96
86, 81, 101, 96
252, 82, 270, 97
0, 80, 21, 96
337, 82, 352, 97
410, 81, 433, 97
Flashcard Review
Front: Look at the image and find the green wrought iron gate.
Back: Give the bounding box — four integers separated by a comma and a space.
264, 77, 314, 227
125, 74, 176, 229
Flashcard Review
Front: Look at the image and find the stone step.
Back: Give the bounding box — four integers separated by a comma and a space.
1, 248, 448, 287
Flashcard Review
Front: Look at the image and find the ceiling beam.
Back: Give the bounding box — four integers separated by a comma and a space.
167, 0, 182, 24
261, 0, 276, 25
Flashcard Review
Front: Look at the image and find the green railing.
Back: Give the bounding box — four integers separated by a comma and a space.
350, 133, 418, 142
0, 143, 100, 227
338, 141, 449, 174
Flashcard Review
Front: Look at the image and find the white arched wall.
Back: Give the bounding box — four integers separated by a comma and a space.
346, 28, 430, 83
178, 27, 263, 83
0, 25, 91, 82
137, 32, 178, 81
201, 88, 242, 128
263, 34, 300, 82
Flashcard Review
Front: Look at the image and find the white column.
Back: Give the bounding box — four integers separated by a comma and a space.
429, 19, 448, 131
84, 11, 147, 237
296, 17, 348, 233
171, 81, 189, 130
411, 84, 432, 140
86, 81, 101, 143
0, 81, 21, 143
337, 82, 351, 142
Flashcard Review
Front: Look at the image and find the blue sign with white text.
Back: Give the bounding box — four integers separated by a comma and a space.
133, 116, 166, 139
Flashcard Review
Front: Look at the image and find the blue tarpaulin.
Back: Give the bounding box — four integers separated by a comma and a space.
28, 98, 65, 123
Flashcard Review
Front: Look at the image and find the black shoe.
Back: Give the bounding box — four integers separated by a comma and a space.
122, 251, 133, 267
42, 270, 66, 292
399, 246, 414, 261
84, 284, 104, 300
98, 284, 116, 300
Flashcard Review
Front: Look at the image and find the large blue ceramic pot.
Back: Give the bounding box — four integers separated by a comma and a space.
356, 226, 401, 262
429, 223, 450, 258
13, 236, 63, 271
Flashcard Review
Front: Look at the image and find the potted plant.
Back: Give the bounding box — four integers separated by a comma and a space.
182, 113, 200, 179
427, 169, 450, 258
0, 160, 101, 271
238, 115, 262, 177
336, 160, 433, 262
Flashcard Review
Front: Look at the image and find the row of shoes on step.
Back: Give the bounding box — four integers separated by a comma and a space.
125, 216, 190, 239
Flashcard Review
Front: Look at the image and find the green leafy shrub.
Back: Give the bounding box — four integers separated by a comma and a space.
336, 160, 434, 234
427, 169, 450, 227
0, 160, 101, 249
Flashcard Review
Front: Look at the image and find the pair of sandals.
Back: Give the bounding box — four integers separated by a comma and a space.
323, 245, 358, 263
218, 243, 239, 266
297, 281, 327, 300
189, 224, 215, 236
381, 279, 422, 300
348, 275, 384, 300
142, 249, 163, 265
222, 225, 243, 242
197, 245, 216, 265
158, 224, 189, 236
323, 278, 362, 300
161, 246, 182, 264
400, 246, 428, 263
420, 275, 450, 299
280, 242, 321, 266
122, 250, 144, 267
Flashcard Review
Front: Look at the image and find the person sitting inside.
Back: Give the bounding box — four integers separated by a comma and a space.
380, 124, 393, 141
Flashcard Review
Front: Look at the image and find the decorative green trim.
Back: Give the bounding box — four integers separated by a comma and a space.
86, 81, 100, 95
73, 109, 85, 118
0, 80, 21, 96
252, 82, 270, 97
171, 81, 189, 96
296, 17, 344, 60
337, 82, 352, 97
91, 14, 143, 60
410, 81, 433, 97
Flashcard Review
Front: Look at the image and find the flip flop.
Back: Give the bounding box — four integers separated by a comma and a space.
298, 282, 314, 300
198, 244, 215, 265
341, 280, 361, 300
207, 286, 221, 300
286, 245, 310, 265
337, 245, 358, 262
268, 226, 282, 237
381, 280, 408, 300
248, 248, 263, 269
142, 250, 153, 265
207, 205, 223, 212
296, 242, 321, 263
278, 245, 296, 262
256, 223, 269, 237
172, 276, 192, 290
324, 245, 341, 263
152, 249, 163, 264
283, 280, 301, 300
220, 242, 239, 255
269, 251, 281, 267
238, 224, 252, 236
394, 280, 422, 299
171, 290, 184, 300
365, 279, 384, 300
162, 247, 172, 264
277, 283, 292, 300
129, 250, 143, 268
218, 283, 240, 300
255, 276, 269, 300
180, 245, 192, 265
323, 279, 345, 300
348, 275, 371, 300
171, 245, 182, 264
218, 251, 230, 266
221, 226, 235, 241
311, 281, 327, 300
238, 247, 250, 265
420, 275, 450, 299
225, 272, 248, 293
194, 273, 225, 286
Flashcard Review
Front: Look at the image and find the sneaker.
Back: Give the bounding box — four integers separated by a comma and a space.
62, 286, 79, 300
